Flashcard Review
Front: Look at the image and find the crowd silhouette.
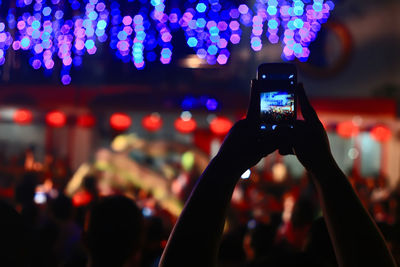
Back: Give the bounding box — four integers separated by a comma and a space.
0, 83, 398, 267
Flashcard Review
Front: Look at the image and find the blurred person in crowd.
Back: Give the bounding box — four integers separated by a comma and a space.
0, 199, 31, 267
85, 195, 144, 267
15, 171, 39, 225
159, 83, 396, 267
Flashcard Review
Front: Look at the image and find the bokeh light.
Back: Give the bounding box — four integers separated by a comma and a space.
0, 0, 334, 84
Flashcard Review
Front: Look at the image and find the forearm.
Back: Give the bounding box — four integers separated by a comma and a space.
159, 155, 243, 267
311, 160, 396, 267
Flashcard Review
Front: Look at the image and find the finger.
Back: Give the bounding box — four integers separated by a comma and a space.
297, 83, 320, 123
246, 79, 259, 122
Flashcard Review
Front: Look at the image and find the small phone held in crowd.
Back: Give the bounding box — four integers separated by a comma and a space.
255, 63, 297, 131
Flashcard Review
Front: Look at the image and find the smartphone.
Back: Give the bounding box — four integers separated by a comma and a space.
255, 63, 297, 130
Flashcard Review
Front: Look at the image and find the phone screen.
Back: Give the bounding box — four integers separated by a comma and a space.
260, 91, 295, 125
255, 63, 297, 130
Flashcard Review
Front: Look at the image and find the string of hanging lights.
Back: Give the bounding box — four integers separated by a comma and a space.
0, 0, 334, 84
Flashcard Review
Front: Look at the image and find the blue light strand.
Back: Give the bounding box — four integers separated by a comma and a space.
0, 0, 334, 84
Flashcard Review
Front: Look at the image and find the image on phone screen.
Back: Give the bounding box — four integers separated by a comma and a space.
260, 91, 295, 124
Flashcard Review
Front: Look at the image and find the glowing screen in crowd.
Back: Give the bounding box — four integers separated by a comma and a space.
260, 91, 295, 123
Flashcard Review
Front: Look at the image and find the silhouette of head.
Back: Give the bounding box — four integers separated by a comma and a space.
85, 195, 143, 267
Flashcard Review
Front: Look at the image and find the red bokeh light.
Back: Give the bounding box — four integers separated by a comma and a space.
77, 114, 96, 128
174, 118, 197, 134
337, 121, 359, 138
72, 190, 92, 207
46, 111, 67, 127
142, 113, 163, 132
14, 108, 33, 125
210, 116, 233, 135
370, 125, 392, 143
110, 113, 132, 131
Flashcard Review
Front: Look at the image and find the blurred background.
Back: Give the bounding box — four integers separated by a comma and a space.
0, 0, 399, 266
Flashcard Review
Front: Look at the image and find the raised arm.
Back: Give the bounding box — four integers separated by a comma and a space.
292, 84, 396, 267
159, 118, 280, 267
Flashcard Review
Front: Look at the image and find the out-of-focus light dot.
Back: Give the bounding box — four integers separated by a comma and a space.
287, 21, 296, 30
209, 26, 219, 36
0, 23, 5, 32
97, 20, 107, 30
207, 45, 218, 55
210, 116, 233, 135
206, 98, 218, 110
187, 37, 198, 47
326, 1, 335, 10
85, 39, 95, 49
217, 54, 228, 65
348, 148, 359, 160
18, 20, 26, 29
73, 56, 82, 66
197, 48, 207, 59
294, 18, 304, 29
229, 8, 240, 19
134, 61, 145, 69
122, 16, 132, 26
55, 10, 64, 19
230, 34, 241, 44
238, 4, 249, 14
181, 111, 192, 121
206, 20, 217, 30
32, 59, 41, 69
96, 2, 106, 11
13, 41, 21, 50
31, 20, 40, 30
87, 46, 97, 55
133, 15, 143, 25
267, 6, 277, 15
251, 37, 262, 51
61, 74, 71, 85
268, 19, 278, 29
0, 50, 3, 59
63, 57, 72, 66
161, 48, 172, 58
313, 2, 323, 12
0, 33, 6, 42
268, 34, 279, 44
161, 32, 172, 42
110, 113, 132, 131
42, 7, 52, 16
34, 192, 46, 205
293, 6, 304, 16
196, 3, 207, 13
45, 59, 54, 69
218, 38, 228, 48
241, 169, 251, 179
20, 37, 31, 49
88, 11, 98, 20
32, 30, 40, 39
117, 31, 127, 40
229, 21, 240, 31
196, 18, 206, 28
293, 43, 303, 54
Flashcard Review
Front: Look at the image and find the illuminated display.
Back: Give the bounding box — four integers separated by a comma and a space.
0, 0, 334, 84
260, 91, 295, 123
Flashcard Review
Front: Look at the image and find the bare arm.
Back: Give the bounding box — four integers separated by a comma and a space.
292, 85, 396, 267
159, 119, 280, 267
